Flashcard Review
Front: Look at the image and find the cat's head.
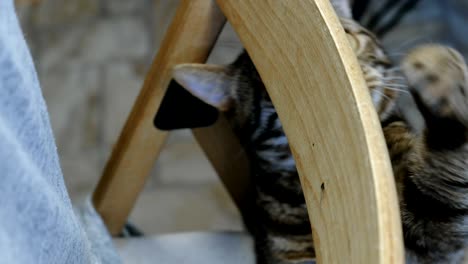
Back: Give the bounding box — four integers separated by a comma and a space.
172, 51, 264, 134
341, 17, 401, 120
172, 6, 400, 133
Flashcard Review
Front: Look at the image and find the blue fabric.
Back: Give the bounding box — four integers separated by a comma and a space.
0, 1, 119, 263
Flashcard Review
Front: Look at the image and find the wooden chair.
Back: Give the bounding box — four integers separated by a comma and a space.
92, 0, 404, 263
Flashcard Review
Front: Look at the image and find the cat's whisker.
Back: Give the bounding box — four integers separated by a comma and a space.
382, 76, 407, 82
373, 89, 391, 101
382, 75, 406, 80
384, 84, 408, 90
384, 67, 403, 73
385, 83, 409, 89
383, 86, 410, 94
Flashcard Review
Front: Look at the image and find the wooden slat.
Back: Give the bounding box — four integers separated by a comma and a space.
216, 0, 404, 263
92, 0, 226, 235
192, 117, 252, 216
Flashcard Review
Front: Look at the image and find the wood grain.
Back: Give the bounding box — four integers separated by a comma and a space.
192, 117, 252, 217
216, 0, 404, 263
92, 0, 226, 235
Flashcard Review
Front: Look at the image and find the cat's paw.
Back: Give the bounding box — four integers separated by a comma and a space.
401, 44, 468, 126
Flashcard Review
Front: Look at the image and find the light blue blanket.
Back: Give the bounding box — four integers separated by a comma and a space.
0, 1, 119, 263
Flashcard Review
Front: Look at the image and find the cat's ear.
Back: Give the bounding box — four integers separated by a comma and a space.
173, 64, 234, 111
330, 0, 352, 19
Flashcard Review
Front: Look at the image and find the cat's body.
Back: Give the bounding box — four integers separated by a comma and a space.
172, 4, 467, 263
226, 52, 314, 264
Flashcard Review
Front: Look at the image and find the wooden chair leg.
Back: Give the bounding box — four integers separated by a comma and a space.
92, 0, 226, 236
216, 0, 404, 263
192, 117, 252, 216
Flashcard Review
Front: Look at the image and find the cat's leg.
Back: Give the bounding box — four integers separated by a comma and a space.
402, 44, 468, 145
396, 44, 468, 263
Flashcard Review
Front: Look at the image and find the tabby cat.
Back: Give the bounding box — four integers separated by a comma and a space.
172, 1, 467, 263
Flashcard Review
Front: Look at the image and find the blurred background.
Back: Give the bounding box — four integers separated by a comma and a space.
12, 0, 468, 236
13, 0, 244, 235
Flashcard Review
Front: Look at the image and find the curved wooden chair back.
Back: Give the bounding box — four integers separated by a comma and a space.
92, 0, 404, 263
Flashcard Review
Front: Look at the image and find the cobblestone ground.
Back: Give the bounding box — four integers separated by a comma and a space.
14, 0, 244, 235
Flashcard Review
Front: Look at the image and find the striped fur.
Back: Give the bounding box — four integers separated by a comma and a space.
388, 45, 468, 263
224, 52, 313, 263
172, 17, 467, 264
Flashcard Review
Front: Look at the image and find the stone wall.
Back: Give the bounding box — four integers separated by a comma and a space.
15, 0, 243, 235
